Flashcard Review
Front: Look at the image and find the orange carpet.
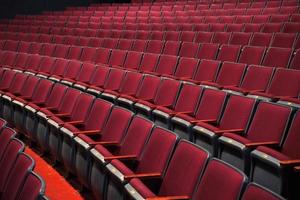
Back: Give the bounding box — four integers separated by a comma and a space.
25, 148, 84, 200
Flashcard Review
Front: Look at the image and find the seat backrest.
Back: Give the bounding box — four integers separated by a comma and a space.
193, 59, 220, 83
212, 32, 231, 44
19, 75, 40, 98
24, 54, 42, 71
267, 68, 300, 97
179, 42, 199, 58
197, 43, 219, 60
154, 78, 181, 107
155, 54, 178, 76
108, 49, 127, 67
132, 39, 148, 52
0, 70, 17, 89
241, 183, 285, 200
135, 74, 161, 101
13, 53, 29, 70
76, 63, 96, 83
250, 33, 273, 47
83, 99, 113, 131
53, 44, 69, 58
80, 47, 97, 63
89, 66, 110, 87
70, 93, 94, 121
63, 60, 82, 79
118, 116, 153, 158
261, 23, 283, 33
280, 111, 300, 159
217, 45, 241, 62
38, 56, 56, 74
174, 57, 199, 79
16, 171, 45, 200
158, 140, 209, 197
45, 83, 67, 109
239, 46, 266, 65
50, 58, 69, 77
195, 89, 227, 121
195, 31, 213, 43
282, 22, 300, 33
94, 48, 111, 64
229, 32, 251, 46
146, 40, 164, 54
173, 83, 202, 114
123, 51, 143, 70
193, 159, 247, 200
139, 53, 160, 72
100, 106, 133, 143
271, 33, 297, 48
103, 68, 126, 91
162, 41, 181, 56
181, 31, 196, 42
31, 79, 53, 103
136, 127, 177, 175
246, 102, 291, 144
2, 153, 35, 200
215, 62, 246, 87
57, 88, 81, 114
0, 139, 24, 193
219, 95, 256, 131
0, 127, 17, 162
119, 71, 143, 96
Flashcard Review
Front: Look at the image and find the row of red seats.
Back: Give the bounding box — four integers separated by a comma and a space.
9, 14, 300, 26
0, 48, 299, 114
0, 120, 46, 200
5, 20, 300, 34
2, 29, 300, 50
1, 36, 299, 70
0, 70, 296, 199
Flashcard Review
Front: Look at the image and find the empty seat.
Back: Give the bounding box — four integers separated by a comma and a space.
116, 74, 161, 110
48, 59, 69, 81
238, 46, 266, 65
180, 31, 196, 42
59, 60, 82, 84
229, 32, 251, 46
53, 44, 69, 58
202, 62, 246, 89
0, 127, 17, 160
212, 32, 231, 44
94, 48, 111, 65
101, 71, 143, 102
125, 140, 210, 199
105, 127, 178, 200
16, 171, 46, 200
251, 110, 300, 196
271, 33, 297, 48
224, 65, 274, 95
226, 24, 245, 32
191, 59, 221, 84
261, 23, 283, 33
192, 94, 256, 155
170, 57, 199, 80
219, 101, 292, 173
131, 40, 148, 52
122, 51, 143, 71
117, 39, 133, 50
146, 40, 164, 54
194, 31, 213, 43
3, 40, 19, 51
250, 33, 273, 47
40, 43, 56, 57
162, 41, 181, 56
152, 83, 202, 128
90, 115, 153, 198
1, 153, 35, 200
282, 22, 300, 33
102, 38, 119, 49
241, 183, 285, 200
217, 45, 241, 62
197, 43, 219, 60
151, 54, 178, 76
134, 78, 181, 118
80, 47, 97, 63
179, 42, 199, 58
107, 49, 127, 68
262, 47, 292, 68
139, 53, 159, 73
165, 31, 181, 41
244, 24, 263, 33
192, 159, 247, 200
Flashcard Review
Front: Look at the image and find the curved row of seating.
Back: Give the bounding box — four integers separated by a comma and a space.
0, 119, 46, 200
2, 29, 300, 50
1, 45, 300, 105
0, 71, 288, 200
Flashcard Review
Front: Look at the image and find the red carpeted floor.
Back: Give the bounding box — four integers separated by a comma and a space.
25, 148, 84, 200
